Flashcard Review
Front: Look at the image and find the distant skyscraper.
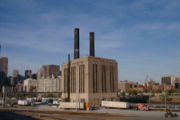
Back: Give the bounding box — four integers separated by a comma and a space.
37, 65, 60, 79
12, 69, 19, 86
13, 69, 19, 78
0, 57, 8, 76
25, 70, 32, 79
0, 57, 8, 87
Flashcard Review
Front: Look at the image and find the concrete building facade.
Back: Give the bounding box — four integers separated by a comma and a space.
61, 56, 118, 105
23, 78, 37, 92
37, 76, 61, 92
37, 65, 61, 92
173, 77, 180, 89
161, 75, 174, 85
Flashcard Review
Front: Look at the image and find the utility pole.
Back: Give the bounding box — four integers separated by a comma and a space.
165, 92, 167, 112
163, 84, 167, 113
2, 86, 6, 108
145, 75, 148, 89
67, 54, 71, 102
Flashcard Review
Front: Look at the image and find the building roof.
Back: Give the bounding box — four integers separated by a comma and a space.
62, 56, 117, 65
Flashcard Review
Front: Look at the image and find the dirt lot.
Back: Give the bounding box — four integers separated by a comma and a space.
0, 105, 180, 120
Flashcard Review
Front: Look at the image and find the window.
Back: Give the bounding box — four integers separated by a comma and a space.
92, 64, 98, 93
101, 65, 106, 93
70, 67, 76, 93
79, 64, 85, 93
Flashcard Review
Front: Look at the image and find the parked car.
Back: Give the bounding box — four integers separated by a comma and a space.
136, 104, 149, 111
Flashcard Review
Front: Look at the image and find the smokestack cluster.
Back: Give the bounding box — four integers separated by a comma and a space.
73, 28, 95, 59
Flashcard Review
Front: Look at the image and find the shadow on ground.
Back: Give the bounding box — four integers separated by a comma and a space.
0, 111, 37, 120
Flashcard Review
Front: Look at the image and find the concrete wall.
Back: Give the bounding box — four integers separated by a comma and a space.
37, 75, 61, 92
23, 78, 37, 92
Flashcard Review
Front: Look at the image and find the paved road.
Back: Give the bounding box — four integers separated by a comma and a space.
0, 112, 37, 120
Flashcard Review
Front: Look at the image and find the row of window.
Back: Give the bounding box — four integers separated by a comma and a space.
63, 65, 85, 93
63, 64, 116, 93
92, 64, 115, 93
79, 65, 85, 93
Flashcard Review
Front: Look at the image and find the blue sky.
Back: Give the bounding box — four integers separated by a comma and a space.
0, 0, 180, 83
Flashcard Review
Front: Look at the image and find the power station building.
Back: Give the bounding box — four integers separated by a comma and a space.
61, 28, 118, 105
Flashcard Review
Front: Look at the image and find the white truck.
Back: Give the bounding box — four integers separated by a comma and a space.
53, 100, 59, 105
18, 100, 30, 106
59, 102, 85, 109
101, 101, 129, 109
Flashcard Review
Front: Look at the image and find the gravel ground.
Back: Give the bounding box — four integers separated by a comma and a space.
1, 105, 180, 120
37, 105, 180, 120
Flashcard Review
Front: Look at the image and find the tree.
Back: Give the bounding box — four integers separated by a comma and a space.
127, 90, 138, 96
151, 89, 162, 93
159, 94, 172, 103
41, 93, 56, 98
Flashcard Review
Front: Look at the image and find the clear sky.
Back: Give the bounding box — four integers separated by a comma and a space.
0, 0, 180, 83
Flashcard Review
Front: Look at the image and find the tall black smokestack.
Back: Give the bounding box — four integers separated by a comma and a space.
74, 28, 80, 59
90, 32, 95, 57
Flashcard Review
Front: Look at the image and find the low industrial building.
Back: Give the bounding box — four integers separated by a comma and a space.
118, 81, 136, 92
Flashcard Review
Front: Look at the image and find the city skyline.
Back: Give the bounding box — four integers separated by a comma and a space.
0, 0, 180, 83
